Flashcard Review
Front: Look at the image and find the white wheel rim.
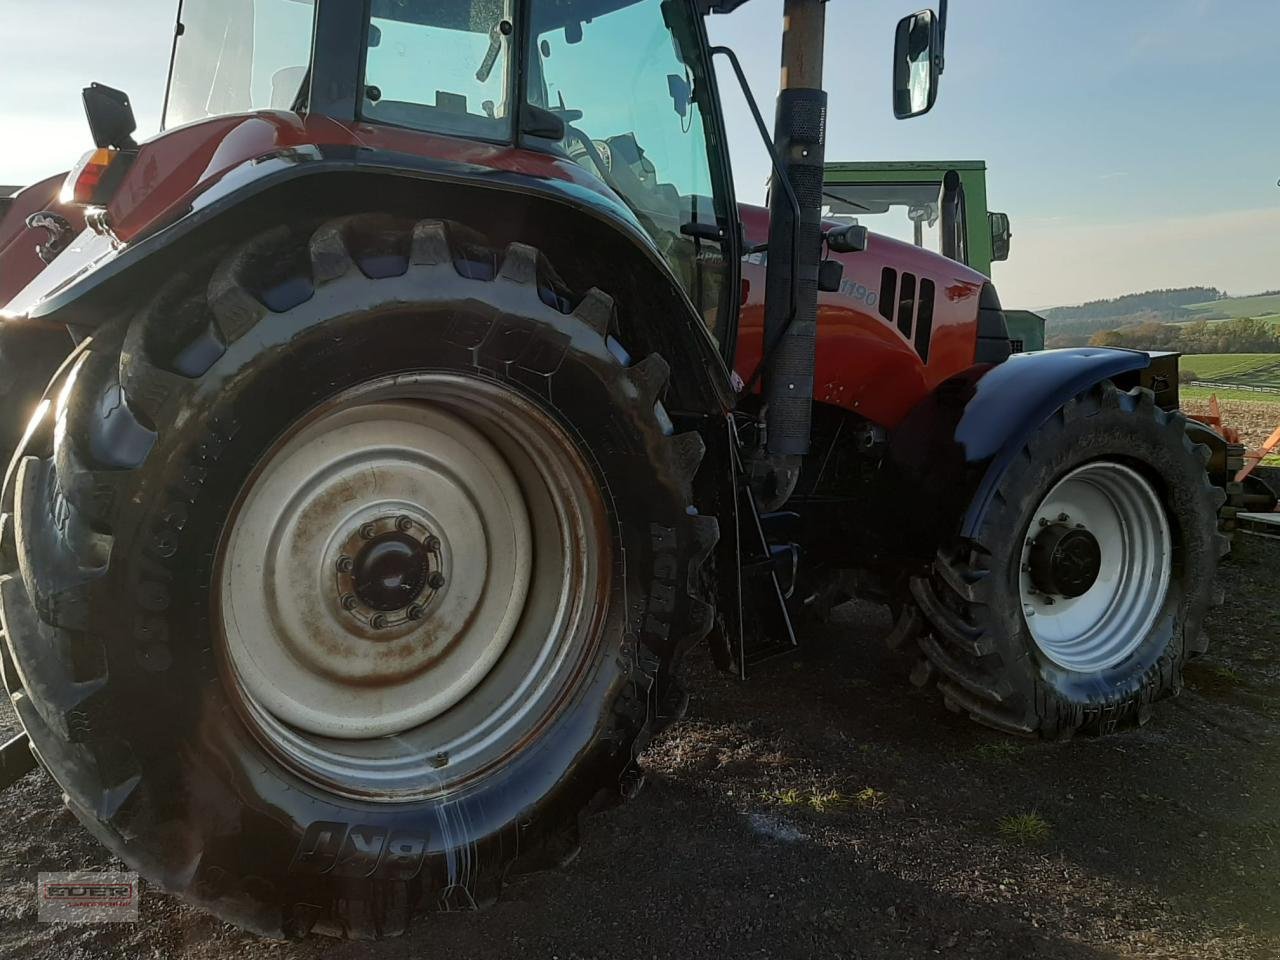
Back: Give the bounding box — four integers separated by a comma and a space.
216, 374, 610, 800
1018, 461, 1172, 673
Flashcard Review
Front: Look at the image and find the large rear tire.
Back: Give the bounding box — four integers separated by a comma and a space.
0, 216, 716, 938
909, 382, 1228, 739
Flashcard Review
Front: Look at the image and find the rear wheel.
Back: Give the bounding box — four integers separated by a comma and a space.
909, 382, 1228, 739
0, 215, 716, 938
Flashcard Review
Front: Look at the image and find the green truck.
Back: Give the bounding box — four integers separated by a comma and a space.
823, 160, 1046, 351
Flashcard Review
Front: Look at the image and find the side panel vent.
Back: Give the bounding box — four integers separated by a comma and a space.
915, 279, 935, 363
878, 267, 897, 322
897, 273, 916, 338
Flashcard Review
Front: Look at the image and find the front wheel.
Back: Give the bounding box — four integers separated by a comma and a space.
909, 382, 1228, 739
0, 216, 717, 938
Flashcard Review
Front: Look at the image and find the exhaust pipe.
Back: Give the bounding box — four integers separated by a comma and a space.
763, 0, 827, 458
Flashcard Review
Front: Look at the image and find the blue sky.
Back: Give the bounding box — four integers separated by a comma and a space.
1, 0, 1276, 307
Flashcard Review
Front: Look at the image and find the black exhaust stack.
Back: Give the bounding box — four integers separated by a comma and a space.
763, 0, 827, 458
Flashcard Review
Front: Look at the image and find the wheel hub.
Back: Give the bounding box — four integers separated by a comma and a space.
1028, 523, 1101, 599
334, 515, 444, 628
353, 531, 429, 611
1017, 461, 1172, 673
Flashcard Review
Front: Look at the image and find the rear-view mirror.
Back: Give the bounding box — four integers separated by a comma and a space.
893, 10, 941, 119
989, 211, 1011, 262
82, 83, 137, 150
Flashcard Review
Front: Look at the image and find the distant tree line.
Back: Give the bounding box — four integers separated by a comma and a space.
1083, 318, 1280, 355
1044, 288, 1223, 335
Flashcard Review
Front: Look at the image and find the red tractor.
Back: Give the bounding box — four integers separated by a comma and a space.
0, 0, 1232, 939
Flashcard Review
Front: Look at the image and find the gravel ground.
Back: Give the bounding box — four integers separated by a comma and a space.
2, 536, 1279, 960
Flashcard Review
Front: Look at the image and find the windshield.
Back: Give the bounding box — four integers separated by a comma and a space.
823, 181, 952, 255
165, 0, 316, 129
527, 0, 732, 334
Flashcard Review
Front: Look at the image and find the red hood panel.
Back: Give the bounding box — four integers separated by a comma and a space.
733, 203, 988, 428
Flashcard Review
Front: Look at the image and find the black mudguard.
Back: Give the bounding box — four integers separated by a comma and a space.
882, 348, 1156, 559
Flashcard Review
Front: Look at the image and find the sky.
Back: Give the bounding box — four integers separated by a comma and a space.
1, 0, 1276, 308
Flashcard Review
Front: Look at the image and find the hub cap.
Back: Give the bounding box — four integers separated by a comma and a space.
216, 374, 610, 800
1018, 461, 1172, 673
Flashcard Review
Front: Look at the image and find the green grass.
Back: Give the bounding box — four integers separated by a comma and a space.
997, 812, 1051, 844
1206, 664, 1242, 684
766, 787, 871, 813
1179, 354, 1280, 398
852, 787, 887, 810
1183, 294, 1280, 319
1180, 353, 1280, 383
1181, 386, 1280, 407
971, 741, 1022, 763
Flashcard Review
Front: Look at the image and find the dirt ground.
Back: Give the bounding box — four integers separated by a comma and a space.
1183, 397, 1280, 456
2, 536, 1279, 960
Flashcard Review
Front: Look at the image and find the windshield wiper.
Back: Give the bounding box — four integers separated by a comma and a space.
476, 20, 514, 83
822, 189, 871, 213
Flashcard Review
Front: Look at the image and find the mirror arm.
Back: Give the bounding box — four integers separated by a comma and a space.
937, 0, 948, 73
709, 45, 802, 395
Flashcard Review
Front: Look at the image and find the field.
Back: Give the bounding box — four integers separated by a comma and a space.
3, 537, 1280, 959
1182, 294, 1280, 320
1181, 394, 1280, 464
1180, 353, 1280, 390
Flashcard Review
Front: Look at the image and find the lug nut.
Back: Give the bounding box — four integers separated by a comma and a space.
341, 594, 358, 611
371, 614, 388, 630
336, 555, 353, 574
1057, 513, 1070, 522
359, 522, 377, 540
425, 535, 442, 552
428, 572, 446, 590
431, 751, 449, 768
408, 604, 425, 621
396, 515, 414, 532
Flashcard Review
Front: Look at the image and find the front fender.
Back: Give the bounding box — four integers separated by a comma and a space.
883, 348, 1153, 557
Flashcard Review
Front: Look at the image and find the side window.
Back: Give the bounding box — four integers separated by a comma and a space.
363, 0, 515, 140
528, 0, 728, 332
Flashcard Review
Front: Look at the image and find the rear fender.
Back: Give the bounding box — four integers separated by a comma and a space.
882, 348, 1153, 558
2, 157, 734, 417
0, 174, 83, 308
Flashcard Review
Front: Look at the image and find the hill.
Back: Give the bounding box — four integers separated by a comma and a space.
1041, 287, 1223, 340
1181, 293, 1280, 321
1043, 287, 1280, 349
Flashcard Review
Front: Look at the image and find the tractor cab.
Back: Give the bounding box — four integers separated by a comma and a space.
162, 0, 737, 335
